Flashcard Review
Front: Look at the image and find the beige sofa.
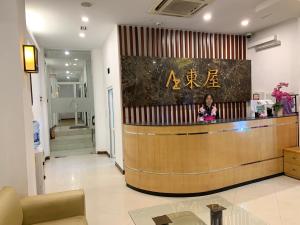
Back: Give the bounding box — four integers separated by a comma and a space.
0, 187, 88, 225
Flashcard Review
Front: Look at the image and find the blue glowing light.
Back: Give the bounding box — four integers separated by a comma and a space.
234, 121, 248, 132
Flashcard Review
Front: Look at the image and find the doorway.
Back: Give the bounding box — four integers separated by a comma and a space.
46, 49, 95, 157
107, 88, 115, 158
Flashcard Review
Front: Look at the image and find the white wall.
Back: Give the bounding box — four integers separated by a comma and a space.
85, 57, 95, 128
0, 0, 37, 196
92, 49, 108, 152
92, 25, 124, 168
30, 45, 51, 157
38, 49, 51, 157
247, 18, 300, 97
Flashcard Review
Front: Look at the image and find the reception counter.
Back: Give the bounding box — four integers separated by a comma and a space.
124, 115, 298, 196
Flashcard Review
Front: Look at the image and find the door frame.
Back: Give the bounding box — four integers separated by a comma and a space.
107, 87, 115, 158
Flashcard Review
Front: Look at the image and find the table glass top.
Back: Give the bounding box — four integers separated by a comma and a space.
129, 195, 267, 225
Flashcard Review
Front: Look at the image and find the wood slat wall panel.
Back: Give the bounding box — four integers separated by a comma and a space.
119, 25, 246, 60
123, 103, 247, 124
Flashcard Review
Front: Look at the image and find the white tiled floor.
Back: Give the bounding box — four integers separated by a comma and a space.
45, 154, 300, 225
50, 124, 94, 157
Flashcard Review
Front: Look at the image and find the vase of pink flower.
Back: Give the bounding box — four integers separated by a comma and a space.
272, 82, 294, 116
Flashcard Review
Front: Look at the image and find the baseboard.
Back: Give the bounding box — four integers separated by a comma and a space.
126, 173, 284, 197
97, 150, 111, 158
115, 162, 125, 175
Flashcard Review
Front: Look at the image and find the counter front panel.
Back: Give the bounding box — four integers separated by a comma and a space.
124, 115, 298, 195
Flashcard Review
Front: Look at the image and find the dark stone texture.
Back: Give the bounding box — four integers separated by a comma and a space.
121, 56, 251, 107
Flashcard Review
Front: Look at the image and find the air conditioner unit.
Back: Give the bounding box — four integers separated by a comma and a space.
150, 0, 215, 17
248, 35, 281, 52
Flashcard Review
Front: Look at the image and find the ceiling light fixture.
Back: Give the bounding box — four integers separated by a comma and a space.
66, 71, 70, 74
81, 16, 89, 23
73, 63, 77, 66
241, 19, 250, 27
65, 63, 69, 67
79, 32, 86, 38
203, 13, 212, 21
65, 51, 70, 55
66, 76, 70, 79
74, 58, 79, 61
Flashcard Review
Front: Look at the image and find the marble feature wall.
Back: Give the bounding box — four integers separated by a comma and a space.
122, 56, 251, 107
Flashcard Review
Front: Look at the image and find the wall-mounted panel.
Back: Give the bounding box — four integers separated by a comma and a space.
122, 56, 251, 106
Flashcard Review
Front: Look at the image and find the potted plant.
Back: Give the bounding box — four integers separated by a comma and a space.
272, 101, 283, 116
271, 82, 294, 116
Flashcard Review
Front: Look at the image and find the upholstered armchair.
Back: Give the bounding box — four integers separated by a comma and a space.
0, 187, 88, 225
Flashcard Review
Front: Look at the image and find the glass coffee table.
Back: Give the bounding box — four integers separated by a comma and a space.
129, 195, 267, 225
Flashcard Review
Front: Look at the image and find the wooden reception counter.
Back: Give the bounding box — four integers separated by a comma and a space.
124, 115, 298, 196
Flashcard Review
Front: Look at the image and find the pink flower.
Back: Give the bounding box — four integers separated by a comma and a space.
272, 82, 292, 104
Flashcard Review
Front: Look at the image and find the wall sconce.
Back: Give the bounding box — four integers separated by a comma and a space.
23, 45, 39, 105
23, 45, 39, 73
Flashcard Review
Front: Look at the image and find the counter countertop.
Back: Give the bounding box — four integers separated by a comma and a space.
124, 113, 298, 126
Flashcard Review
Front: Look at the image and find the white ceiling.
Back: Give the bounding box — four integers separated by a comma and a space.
26, 0, 300, 50
45, 49, 90, 82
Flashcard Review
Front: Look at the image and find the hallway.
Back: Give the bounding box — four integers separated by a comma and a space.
50, 121, 94, 157
45, 154, 300, 225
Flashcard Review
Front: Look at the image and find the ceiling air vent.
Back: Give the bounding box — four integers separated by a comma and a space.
150, 0, 214, 17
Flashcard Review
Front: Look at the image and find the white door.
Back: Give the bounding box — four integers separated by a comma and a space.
108, 88, 115, 158
51, 83, 90, 126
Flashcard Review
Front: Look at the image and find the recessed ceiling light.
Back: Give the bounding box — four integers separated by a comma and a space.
66, 76, 70, 79
241, 19, 250, 27
203, 13, 212, 21
66, 71, 70, 74
73, 63, 77, 66
79, 32, 86, 38
74, 58, 79, 61
65, 63, 69, 67
65, 51, 70, 55
81, 16, 89, 23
